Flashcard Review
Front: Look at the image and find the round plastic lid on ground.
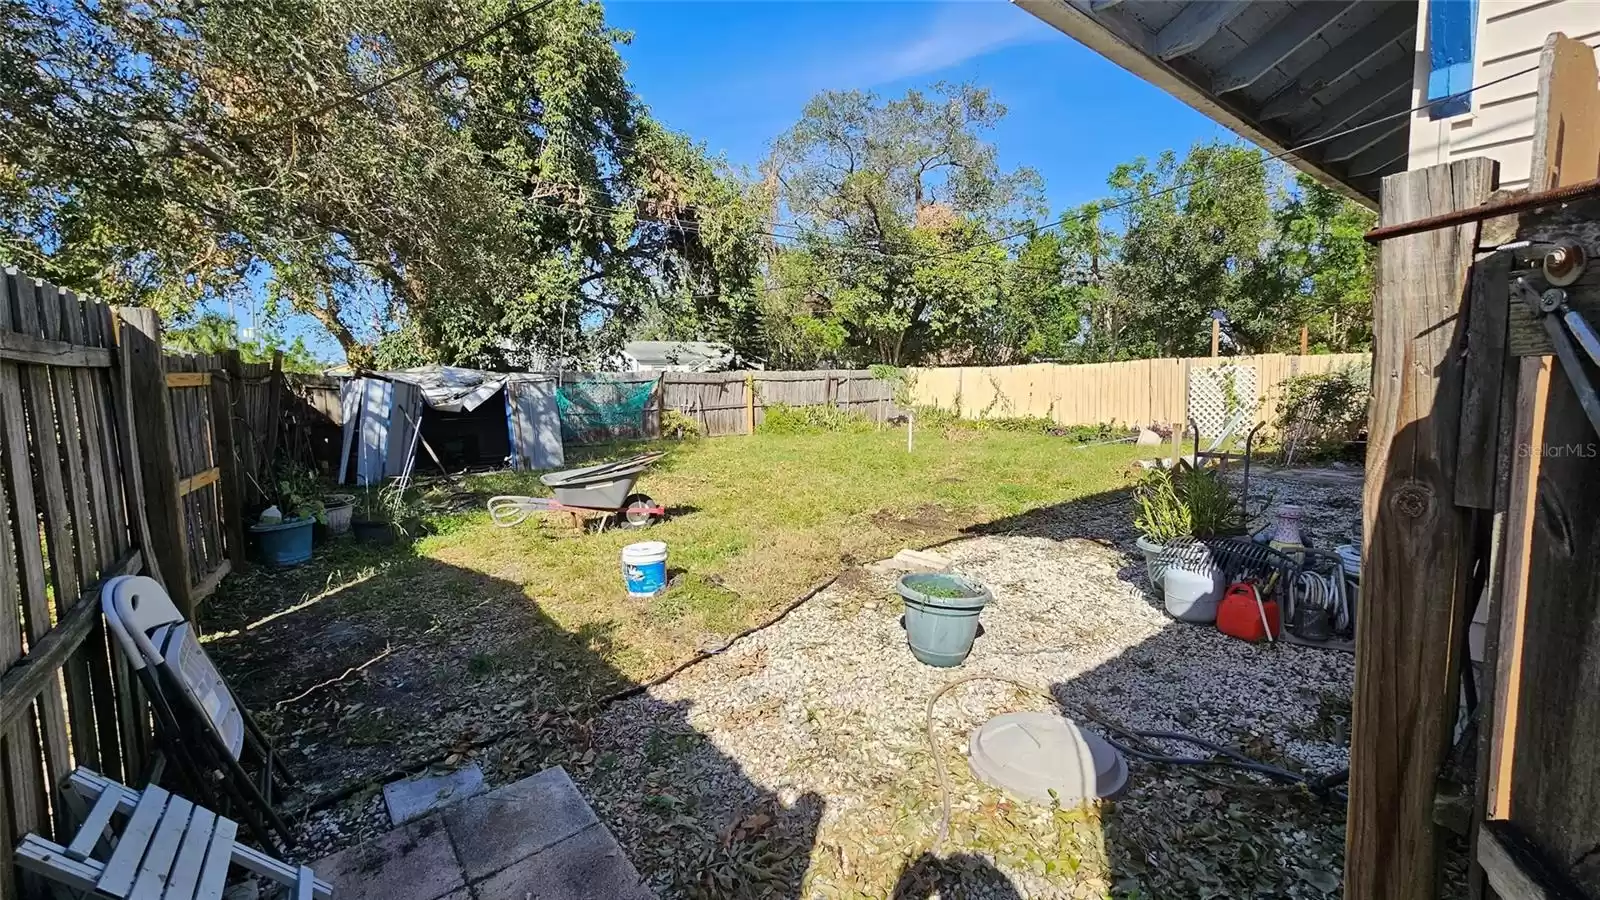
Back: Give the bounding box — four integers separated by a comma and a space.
967, 712, 1128, 805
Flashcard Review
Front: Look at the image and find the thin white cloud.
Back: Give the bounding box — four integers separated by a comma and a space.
868, 2, 1057, 85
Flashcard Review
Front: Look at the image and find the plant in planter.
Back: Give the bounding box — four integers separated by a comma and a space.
896, 572, 992, 667
251, 462, 326, 567
351, 482, 419, 544
1132, 466, 1244, 623
323, 493, 356, 537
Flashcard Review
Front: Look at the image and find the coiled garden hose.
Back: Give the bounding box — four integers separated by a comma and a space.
1286, 565, 1352, 635
924, 674, 1345, 853
488, 495, 546, 528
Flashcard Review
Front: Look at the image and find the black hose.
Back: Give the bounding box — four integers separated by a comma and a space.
1099, 734, 1313, 785
925, 676, 1349, 850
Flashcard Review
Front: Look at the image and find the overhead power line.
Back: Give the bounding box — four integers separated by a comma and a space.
233, 3, 1538, 302
962, 62, 1542, 253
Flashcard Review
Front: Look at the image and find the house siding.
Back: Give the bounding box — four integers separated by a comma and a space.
1407, 0, 1600, 191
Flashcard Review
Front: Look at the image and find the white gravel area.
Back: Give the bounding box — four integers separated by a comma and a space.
580, 468, 1363, 898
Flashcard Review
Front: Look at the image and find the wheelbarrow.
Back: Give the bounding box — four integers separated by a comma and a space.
488, 452, 666, 530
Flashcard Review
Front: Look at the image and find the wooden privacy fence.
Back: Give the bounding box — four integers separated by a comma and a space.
117, 318, 283, 619
662, 370, 896, 437
910, 353, 1371, 430
160, 353, 248, 613
0, 270, 159, 900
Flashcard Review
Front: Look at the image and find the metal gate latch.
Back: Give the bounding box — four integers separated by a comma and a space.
1512, 237, 1600, 438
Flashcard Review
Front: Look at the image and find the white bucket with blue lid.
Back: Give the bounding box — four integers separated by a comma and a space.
622, 541, 668, 599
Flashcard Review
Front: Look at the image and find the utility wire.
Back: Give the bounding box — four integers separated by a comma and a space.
238, 10, 1537, 299
245, 0, 560, 137
515, 195, 1076, 279
962, 62, 1542, 252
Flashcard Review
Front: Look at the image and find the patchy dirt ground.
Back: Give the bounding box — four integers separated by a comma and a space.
225, 464, 1367, 899
560, 468, 1362, 898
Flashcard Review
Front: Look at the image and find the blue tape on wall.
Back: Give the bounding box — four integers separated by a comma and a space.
1427, 0, 1478, 119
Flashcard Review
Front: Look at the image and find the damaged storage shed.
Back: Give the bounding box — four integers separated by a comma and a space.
337, 366, 564, 484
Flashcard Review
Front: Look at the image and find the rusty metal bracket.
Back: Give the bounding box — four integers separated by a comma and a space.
1365, 176, 1600, 243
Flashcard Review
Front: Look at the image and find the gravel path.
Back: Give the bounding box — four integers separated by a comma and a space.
573, 468, 1363, 898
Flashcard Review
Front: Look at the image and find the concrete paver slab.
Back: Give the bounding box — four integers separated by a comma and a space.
472, 823, 651, 900
313, 816, 464, 900
443, 767, 598, 881
384, 764, 487, 825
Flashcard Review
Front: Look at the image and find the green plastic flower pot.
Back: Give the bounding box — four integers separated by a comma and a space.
897, 572, 992, 667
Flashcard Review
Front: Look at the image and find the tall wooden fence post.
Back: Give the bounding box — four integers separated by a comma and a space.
117, 307, 193, 619
744, 373, 755, 435
262, 349, 284, 470
1344, 157, 1498, 900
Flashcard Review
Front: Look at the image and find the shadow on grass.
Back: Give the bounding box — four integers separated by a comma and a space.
203, 540, 823, 897
205, 455, 1362, 898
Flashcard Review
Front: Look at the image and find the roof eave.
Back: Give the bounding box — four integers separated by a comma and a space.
1014, 0, 1380, 211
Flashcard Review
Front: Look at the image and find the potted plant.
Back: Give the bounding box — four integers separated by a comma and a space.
1133, 466, 1244, 623
896, 572, 993, 667
351, 483, 415, 545
1133, 467, 1192, 583
251, 463, 326, 567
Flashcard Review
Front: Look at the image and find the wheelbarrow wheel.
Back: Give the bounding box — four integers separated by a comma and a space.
620, 493, 659, 529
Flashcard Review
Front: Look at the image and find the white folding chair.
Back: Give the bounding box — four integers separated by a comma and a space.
103, 576, 244, 758
15, 768, 329, 899
101, 576, 295, 851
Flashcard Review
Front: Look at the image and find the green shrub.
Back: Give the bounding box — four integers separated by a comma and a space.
912, 406, 1129, 443
758, 403, 875, 434
1275, 367, 1370, 461
1133, 468, 1190, 543
660, 408, 703, 440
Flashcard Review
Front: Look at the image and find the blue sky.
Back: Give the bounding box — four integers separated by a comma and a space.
608, 0, 1234, 212
262, 0, 1239, 362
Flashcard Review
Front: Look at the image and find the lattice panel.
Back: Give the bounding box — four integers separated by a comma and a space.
1187, 364, 1258, 438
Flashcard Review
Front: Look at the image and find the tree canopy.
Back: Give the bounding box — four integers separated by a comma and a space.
760, 83, 1044, 367
165, 312, 324, 373
2, 0, 1376, 370
1, 0, 764, 369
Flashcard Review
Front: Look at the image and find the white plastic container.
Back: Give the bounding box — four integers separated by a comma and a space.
1162, 561, 1224, 624
622, 541, 668, 599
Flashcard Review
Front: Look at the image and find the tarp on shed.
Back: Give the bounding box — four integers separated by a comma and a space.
336, 367, 562, 484
382, 365, 507, 413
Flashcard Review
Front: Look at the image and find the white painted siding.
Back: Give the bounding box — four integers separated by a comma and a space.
1407, 0, 1600, 191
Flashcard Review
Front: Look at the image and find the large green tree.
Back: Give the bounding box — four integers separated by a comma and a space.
1065, 142, 1375, 360
1232, 172, 1375, 353
0, 0, 764, 368
762, 83, 1043, 366
1101, 142, 1273, 358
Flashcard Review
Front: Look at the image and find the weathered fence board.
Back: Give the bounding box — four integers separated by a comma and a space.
659, 370, 896, 436
1, 269, 159, 899
154, 350, 253, 608
1344, 158, 1497, 900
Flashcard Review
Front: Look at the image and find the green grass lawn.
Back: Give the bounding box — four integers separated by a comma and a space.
205, 427, 1149, 791
432, 428, 1148, 679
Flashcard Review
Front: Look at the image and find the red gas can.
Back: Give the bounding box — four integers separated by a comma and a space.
1216, 582, 1280, 642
